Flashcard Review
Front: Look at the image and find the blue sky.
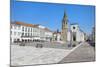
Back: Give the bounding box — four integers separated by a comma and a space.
11, 0, 95, 34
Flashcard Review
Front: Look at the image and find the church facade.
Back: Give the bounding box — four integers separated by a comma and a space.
70, 24, 85, 42
54, 11, 85, 43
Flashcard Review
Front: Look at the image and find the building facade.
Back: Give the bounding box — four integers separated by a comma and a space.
70, 24, 85, 42
52, 30, 61, 42
10, 22, 53, 43
10, 23, 22, 43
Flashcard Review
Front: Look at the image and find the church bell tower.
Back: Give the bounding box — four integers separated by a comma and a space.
61, 10, 68, 42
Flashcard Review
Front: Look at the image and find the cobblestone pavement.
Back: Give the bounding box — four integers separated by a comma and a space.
11, 45, 72, 66
58, 42, 95, 63
11, 42, 91, 66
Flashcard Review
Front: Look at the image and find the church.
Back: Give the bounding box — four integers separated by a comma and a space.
53, 11, 85, 43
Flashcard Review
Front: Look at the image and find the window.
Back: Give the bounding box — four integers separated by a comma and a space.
25, 33, 27, 36
22, 33, 24, 36
28, 33, 30, 36
28, 28, 30, 32
31, 33, 32, 36
31, 28, 32, 32
22, 27, 24, 31
73, 26, 75, 29
25, 27, 27, 32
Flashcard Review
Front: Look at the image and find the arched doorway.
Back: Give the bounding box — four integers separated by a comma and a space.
73, 32, 76, 41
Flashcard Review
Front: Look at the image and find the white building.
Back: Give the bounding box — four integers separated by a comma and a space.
21, 23, 40, 42
10, 22, 53, 43
52, 24, 85, 43
53, 32, 61, 42
38, 25, 53, 41
10, 22, 22, 43
44, 28, 53, 41
70, 24, 85, 42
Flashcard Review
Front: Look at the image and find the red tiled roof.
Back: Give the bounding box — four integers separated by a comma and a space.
11, 21, 53, 32
44, 28, 52, 32
15, 21, 39, 28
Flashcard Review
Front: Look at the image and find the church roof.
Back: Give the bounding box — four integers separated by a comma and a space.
63, 10, 67, 18
70, 23, 78, 25
62, 10, 68, 21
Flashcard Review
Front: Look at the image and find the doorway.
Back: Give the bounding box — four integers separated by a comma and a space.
73, 32, 76, 41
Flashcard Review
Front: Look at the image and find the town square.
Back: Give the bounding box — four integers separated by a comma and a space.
10, 0, 95, 66
11, 41, 95, 66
